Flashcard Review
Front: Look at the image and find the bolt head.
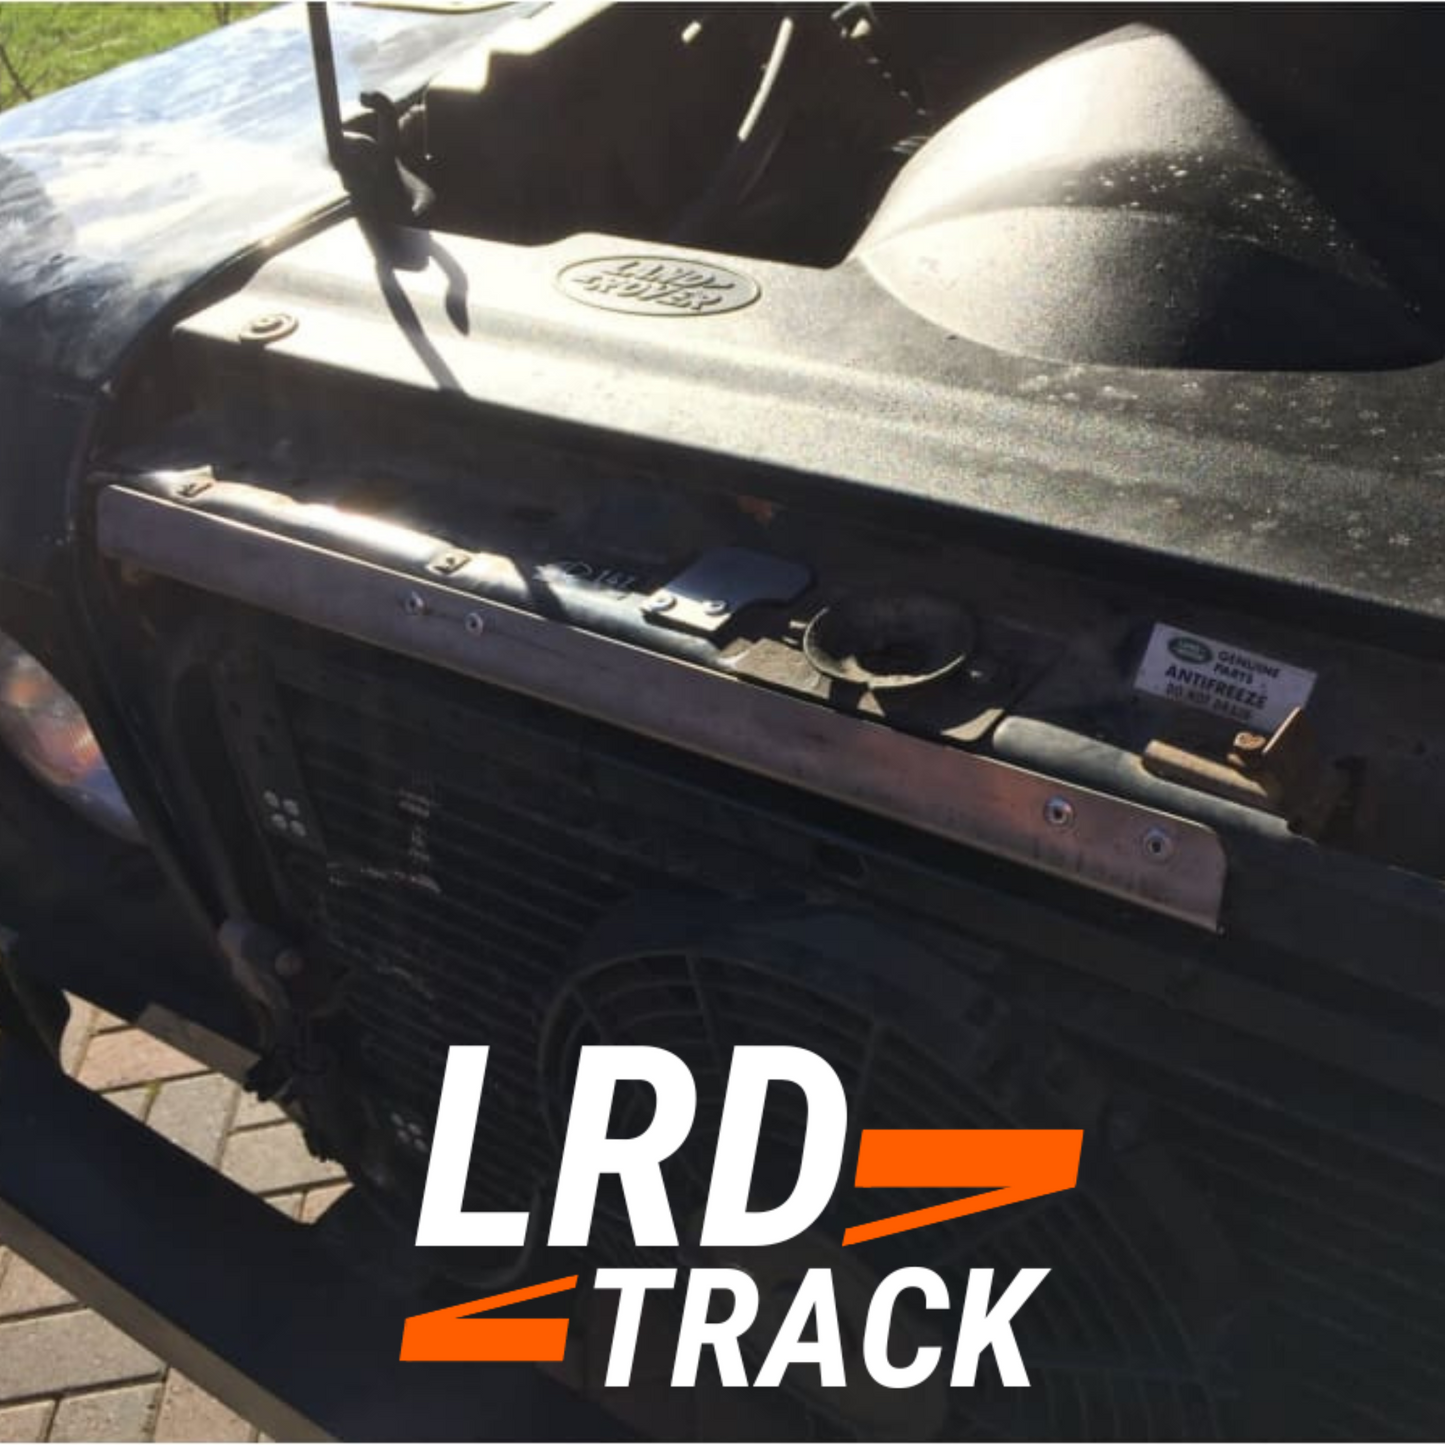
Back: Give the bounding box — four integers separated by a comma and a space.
1043, 796, 1076, 829
402, 591, 428, 617
645, 591, 677, 614
1141, 826, 1176, 863
1230, 729, 1271, 772
702, 598, 730, 617
465, 611, 486, 635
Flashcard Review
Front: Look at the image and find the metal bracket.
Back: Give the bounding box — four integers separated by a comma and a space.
642, 546, 812, 635
99, 486, 1228, 928
1143, 706, 1345, 837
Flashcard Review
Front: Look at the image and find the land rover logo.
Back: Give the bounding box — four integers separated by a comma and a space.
557, 256, 760, 316
1167, 636, 1214, 665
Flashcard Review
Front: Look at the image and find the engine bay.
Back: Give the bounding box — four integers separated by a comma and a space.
403, 2, 1445, 369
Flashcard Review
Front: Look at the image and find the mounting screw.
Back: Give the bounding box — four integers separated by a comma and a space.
464, 611, 486, 636
1141, 826, 1176, 863
702, 598, 730, 617
1043, 796, 1076, 830
239, 312, 298, 345
644, 591, 677, 614
402, 591, 428, 617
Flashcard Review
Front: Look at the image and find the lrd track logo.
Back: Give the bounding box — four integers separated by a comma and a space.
401, 1046, 1082, 1390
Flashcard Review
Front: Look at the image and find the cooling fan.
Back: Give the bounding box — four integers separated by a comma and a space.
538, 899, 1235, 1440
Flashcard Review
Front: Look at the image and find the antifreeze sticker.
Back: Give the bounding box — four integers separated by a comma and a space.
1134, 623, 1316, 731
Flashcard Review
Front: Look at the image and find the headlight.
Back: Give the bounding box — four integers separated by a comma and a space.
0, 634, 142, 843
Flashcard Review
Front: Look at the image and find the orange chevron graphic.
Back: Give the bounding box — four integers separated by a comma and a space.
842, 1129, 1083, 1246
400, 1274, 579, 1361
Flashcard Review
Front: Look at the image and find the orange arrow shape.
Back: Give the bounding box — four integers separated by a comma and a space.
400, 1274, 578, 1361
842, 1129, 1083, 1246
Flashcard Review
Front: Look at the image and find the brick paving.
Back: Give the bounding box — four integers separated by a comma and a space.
0, 1001, 349, 1442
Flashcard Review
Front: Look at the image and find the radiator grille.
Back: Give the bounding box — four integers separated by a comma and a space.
283, 702, 669, 1212
225, 639, 1445, 1440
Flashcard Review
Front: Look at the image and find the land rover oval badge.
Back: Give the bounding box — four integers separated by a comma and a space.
1167, 635, 1214, 665
557, 256, 760, 317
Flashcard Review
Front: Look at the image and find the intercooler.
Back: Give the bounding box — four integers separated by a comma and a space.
199, 622, 1445, 1442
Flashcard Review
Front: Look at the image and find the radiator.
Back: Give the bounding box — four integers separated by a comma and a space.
210, 630, 1445, 1440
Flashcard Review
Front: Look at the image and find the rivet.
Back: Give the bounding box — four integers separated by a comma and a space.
1043, 796, 1075, 830
269, 812, 287, 830
644, 591, 676, 614
402, 591, 428, 617
282, 798, 301, 818
702, 598, 730, 617
465, 611, 486, 636
288, 819, 308, 839
239, 312, 298, 345
262, 790, 279, 810
1141, 826, 1176, 862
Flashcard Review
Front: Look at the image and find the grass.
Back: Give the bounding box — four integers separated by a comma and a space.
0, 3, 267, 108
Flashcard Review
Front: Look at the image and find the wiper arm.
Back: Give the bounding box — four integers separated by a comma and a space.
306, 1, 435, 222
306, 1, 349, 175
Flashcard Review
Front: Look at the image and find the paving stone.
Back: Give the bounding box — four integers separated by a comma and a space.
103, 1086, 154, 1123
147, 1074, 238, 1167
300, 1183, 350, 1224
0, 1254, 71, 1317
50, 1384, 157, 1443
77, 1031, 205, 1092
59, 1002, 96, 1076
232, 1092, 285, 1129
0, 1311, 159, 1400
0, 1401, 50, 1442
220, 1123, 344, 1195
153, 1373, 253, 1443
